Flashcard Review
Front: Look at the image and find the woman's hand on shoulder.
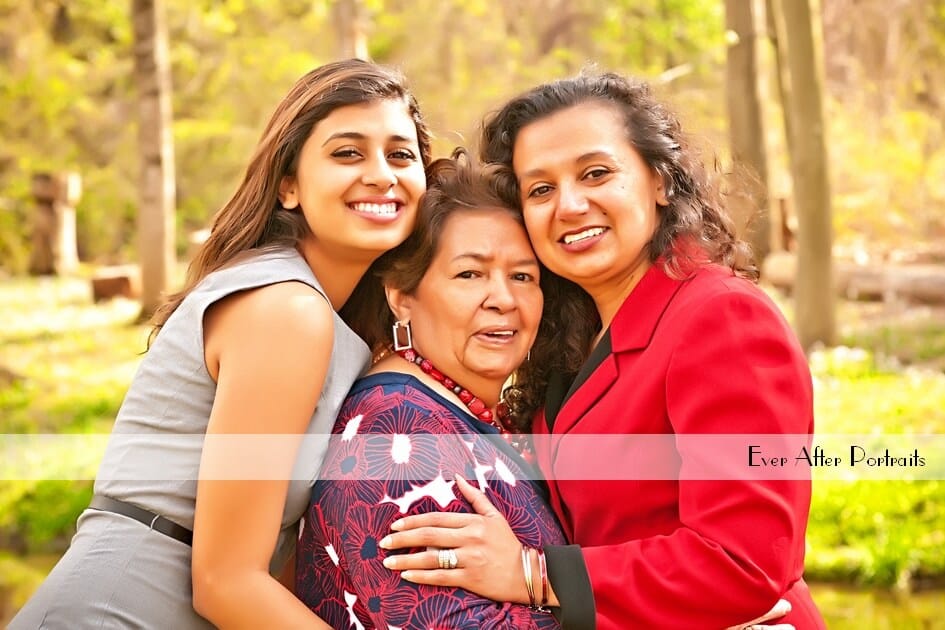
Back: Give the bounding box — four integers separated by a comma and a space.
379, 476, 533, 605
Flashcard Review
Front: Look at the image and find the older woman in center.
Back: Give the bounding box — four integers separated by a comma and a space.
294, 153, 566, 628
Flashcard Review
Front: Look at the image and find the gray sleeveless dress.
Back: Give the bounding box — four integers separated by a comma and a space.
10, 247, 371, 629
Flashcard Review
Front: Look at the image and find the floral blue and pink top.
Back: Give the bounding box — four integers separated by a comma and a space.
296, 372, 565, 629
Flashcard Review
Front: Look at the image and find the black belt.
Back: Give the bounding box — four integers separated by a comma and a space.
89, 495, 193, 546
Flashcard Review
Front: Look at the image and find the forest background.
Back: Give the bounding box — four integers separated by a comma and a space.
2, 0, 945, 627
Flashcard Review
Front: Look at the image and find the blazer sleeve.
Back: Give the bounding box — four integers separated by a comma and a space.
318, 401, 559, 630
581, 289, 814, 628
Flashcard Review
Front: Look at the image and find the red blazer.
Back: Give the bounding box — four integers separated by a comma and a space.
534, 263, 826, 629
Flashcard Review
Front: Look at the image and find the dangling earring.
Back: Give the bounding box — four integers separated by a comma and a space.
392, 319, 413, 351
527, 348, 532, 362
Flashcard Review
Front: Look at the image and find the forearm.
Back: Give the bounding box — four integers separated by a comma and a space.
194, 570, 331, 629
195, 291, 336, 629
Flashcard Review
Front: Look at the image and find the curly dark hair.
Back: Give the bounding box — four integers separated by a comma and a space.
342, 149, 579, 430
481, 71, 756, 280
477, 71, 759, 412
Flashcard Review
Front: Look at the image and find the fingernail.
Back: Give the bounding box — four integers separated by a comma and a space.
379, 536, 393, 548
390, 519, 404, 531
382, 557, 394, 568
401, 570, 414, 582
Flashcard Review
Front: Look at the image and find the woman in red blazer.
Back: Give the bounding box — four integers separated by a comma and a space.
379, 72, 826, 629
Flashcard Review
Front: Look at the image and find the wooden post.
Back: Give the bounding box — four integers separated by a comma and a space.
29, 172, 80, 275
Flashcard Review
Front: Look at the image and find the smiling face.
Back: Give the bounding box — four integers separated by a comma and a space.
279, 98, 427, 265
388, 209, 543, 404
513, 101, 668, 320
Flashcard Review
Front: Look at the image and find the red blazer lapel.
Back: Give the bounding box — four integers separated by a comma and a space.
531, 412, 574, 540
551, 353, 618, 436
551, 264, 689, 436
609, 263, 689, 353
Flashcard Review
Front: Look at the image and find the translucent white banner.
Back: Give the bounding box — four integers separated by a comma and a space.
1, 433, 942, 481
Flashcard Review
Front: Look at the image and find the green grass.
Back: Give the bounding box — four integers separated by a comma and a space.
765, 291, 945, 590
1, 276, 146, 434
1, 276, 146, 554
806, 346, 945, 589
843, 319, 945, 369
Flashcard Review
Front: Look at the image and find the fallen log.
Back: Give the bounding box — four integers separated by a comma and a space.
91, 265, 141, 302
762, 252, 945, 304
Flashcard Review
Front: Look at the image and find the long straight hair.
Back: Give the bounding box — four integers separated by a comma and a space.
150, 59, 432, 342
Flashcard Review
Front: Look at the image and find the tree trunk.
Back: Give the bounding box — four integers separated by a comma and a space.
132, 0, 176, 319
332, 0, 369, 60
765, 0, 794, 254
725, 0, 772, 266
770, 0, 835, 349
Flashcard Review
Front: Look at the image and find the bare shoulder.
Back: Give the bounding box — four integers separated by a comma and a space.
248, 280, 332, 324
204, 281, 334, 377
218, 280, 331, 331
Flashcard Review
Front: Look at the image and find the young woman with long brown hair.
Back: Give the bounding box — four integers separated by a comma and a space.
11, 58, 431, 630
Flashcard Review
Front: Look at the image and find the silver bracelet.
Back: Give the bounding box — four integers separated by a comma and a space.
521, 545, 536, 608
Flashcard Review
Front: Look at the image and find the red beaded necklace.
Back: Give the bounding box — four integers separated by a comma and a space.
396, 347, 535, 462
397, 348, 497, 424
